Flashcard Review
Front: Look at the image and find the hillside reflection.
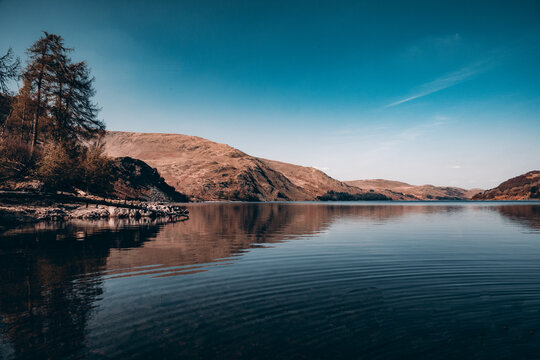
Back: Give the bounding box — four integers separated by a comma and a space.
495, 204, 540, 231
105, 203, 468, 274
0, 203, 539, 359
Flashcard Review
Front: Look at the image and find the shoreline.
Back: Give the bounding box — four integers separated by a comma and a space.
0, 191, 189, 230
2, 191, 538, 231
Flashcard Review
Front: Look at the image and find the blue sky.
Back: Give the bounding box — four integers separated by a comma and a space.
1, 0, 539, 188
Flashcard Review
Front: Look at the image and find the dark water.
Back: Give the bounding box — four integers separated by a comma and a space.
1, 202, 540, 360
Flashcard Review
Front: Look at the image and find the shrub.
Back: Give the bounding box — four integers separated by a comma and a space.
80, 142, 113, 195
36, 142, 77, 190
0, 136, 33, 179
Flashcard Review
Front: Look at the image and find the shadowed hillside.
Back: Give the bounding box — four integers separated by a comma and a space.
473, 171, 540, 200
260, 159, 362, 198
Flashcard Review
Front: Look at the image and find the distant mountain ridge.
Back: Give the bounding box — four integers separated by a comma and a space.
473, 171, 540, 200
103, 131, 481, 202
345, 179, 481, 200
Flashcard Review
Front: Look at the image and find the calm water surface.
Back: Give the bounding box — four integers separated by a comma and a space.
1, 202, 540, 359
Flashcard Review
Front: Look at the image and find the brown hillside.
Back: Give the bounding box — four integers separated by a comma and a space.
104, 131, 313, 201
260, 159, 361, 198
104, 131, 480, 202
473, 171, 540, 200
345, 179, 480, 200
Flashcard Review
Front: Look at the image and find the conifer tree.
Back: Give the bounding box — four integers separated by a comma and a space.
4, 78, 34, 141
23, 32, 67, 154
0, 48, 20, 94
2, 32, 106, 185
18, 32, 104, 154
57, 60, 104, 142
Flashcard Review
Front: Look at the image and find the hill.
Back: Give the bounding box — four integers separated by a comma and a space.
104, 132, 315, 201
259, 159, 362, 198
103, 131, 481, 202
104, 131, 386, 201
473, 171, 540, 200
345, 179, 481, 200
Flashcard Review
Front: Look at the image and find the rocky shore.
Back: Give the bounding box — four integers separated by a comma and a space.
0, 192, 189, 229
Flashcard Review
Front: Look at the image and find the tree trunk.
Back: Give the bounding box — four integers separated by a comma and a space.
30, 78, 42, 156
30, 45, 48, 157
20, 104, 25, 140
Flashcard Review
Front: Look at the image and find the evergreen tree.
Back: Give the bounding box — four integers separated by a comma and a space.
0, 48, 20, 94
56, 60, 104, 142
2, 32, 106, 187
15, 32, 104, 154
3, 78, 35, 141
23, 32, 67, 154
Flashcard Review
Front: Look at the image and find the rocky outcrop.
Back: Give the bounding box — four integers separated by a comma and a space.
473, 171, 540, 200
110, 156, 189, 202
0, 156, 188, 203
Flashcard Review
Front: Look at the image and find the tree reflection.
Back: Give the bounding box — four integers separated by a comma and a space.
0, 221, 163, 359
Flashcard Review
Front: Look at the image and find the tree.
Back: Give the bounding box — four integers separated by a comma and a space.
54, 60, 104, 142
0, 79, 35, 178
2, 32, 106, 187
3, 78, 35, 140
0, 48, 20, 133
0, 48, 20, 94
20, 32, 104, 153
23, 32, 69, 154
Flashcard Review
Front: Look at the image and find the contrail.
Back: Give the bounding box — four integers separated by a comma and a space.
385, 60, 494, 108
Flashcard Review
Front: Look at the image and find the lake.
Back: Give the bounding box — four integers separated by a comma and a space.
1, 202, 539, 359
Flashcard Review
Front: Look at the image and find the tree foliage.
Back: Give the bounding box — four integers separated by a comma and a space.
0, 136, 33, 179
0, 48, 20, 94
0, 32, 108, 191
35, 139, 113, 193
80, 141, 113, 195
15, 32, 105, 151
36, 141, 76, 190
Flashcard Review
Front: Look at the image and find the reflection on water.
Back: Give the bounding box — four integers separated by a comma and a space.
0, 202, 539, 359
0, 220, 165, 359
496, 204, 540, 230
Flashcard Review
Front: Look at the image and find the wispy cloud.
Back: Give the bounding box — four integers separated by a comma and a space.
385, 60, 495, 108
